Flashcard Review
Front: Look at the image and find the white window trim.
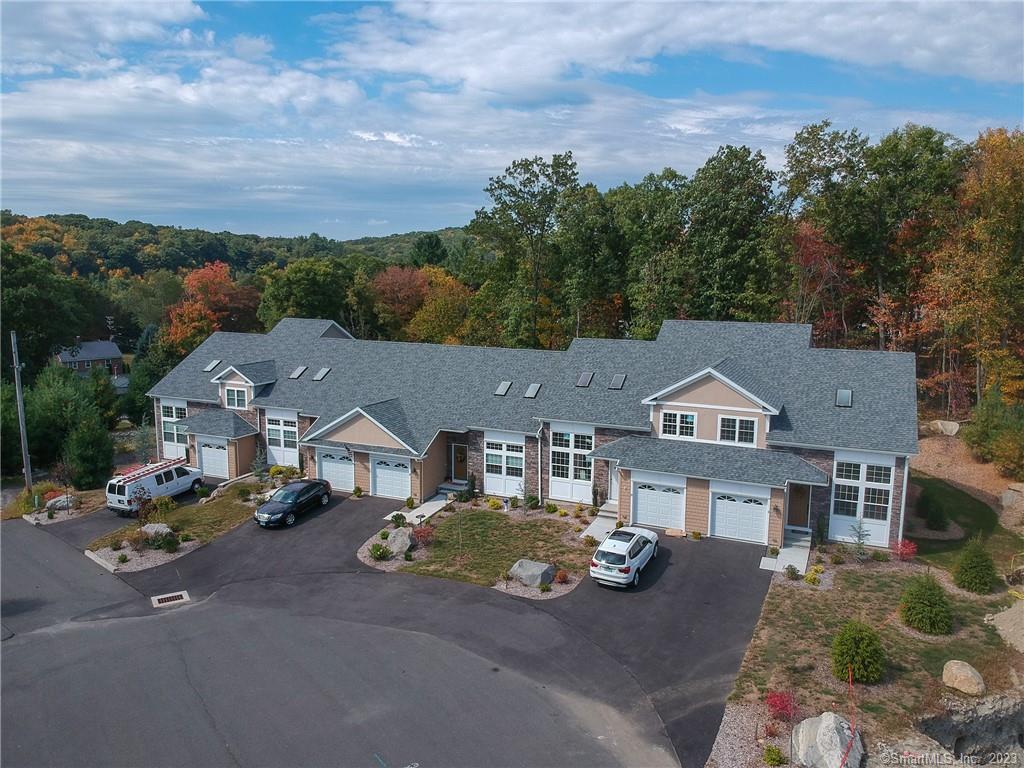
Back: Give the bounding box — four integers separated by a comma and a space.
266, 416, 298, 449
224, 387, 248, 410
549, 429, 592, 483
829, 459, 894, 524
160, 399, 188, 449
660, 410, 697, 441
484, 441, 525, 480
717, 415, 758, 447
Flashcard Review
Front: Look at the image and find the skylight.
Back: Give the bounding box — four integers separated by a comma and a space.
609, 374, 626, 390
836, 388, 853, 407
312, 367, 331, 381
576, 372, 594, 388
495, 381, 512, 396
203, 359, 221, 372
288, 366, 308, 379
524, 383, 541, 399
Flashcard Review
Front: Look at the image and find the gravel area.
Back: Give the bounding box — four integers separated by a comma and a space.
24, 508, 93, 526
491, 571, 582, 600
705, 702, 791, 768
355, 530, 431, 572
772, 565, 836, 591
93, 540, 202, 572
988, 601, 1024, 654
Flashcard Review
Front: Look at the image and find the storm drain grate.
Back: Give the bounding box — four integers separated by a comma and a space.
151, 590, 191, 608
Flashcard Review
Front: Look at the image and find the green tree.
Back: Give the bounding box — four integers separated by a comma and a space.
122, 332, 180, 423
89, 366, 119, 429
63, 414, 114, 489
410, 233, 449, 267
24, 365, 99, 467
470, 152, 579, 346
1, 382, 23, 475
257, 258, 353, 330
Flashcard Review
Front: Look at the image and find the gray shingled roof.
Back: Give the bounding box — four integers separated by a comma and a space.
177, 409, 259, 439
302, 438, 416, 458
57, 339, 122, 362
232, 360, 277, 385
591, 435, 829, 487
150, 318, 919, 456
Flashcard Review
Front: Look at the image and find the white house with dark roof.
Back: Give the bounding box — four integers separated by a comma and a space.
148, 317, 919, 550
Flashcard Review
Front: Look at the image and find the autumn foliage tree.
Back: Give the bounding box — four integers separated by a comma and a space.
165, 261, 259, 354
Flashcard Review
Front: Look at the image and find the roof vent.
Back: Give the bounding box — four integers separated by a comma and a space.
836, 388, 853, 407
495, 380, 512, 397
203, 359, 222, 372
576, 372, 594, 388
524, 383, 541, 399
609, 374, 626, 390
312, 367, 331, 381
288, 366, 308, 379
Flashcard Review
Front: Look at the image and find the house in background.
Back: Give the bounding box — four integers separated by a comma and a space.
55, 339, 130, 394
148, 317, 918, 552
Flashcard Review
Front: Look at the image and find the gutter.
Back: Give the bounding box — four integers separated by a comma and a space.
536, 421, 544, 502
897, 454, 910, 543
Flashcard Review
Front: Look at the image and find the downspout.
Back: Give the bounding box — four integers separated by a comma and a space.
897, 455, 910, 544
536, 422, 544, 503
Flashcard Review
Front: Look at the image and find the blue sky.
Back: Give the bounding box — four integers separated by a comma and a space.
2, 1, 1021, 239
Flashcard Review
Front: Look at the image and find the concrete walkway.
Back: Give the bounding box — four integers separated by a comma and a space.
759, 531, 811, 573
580, 514, 617, 542
384, 495, 448, 525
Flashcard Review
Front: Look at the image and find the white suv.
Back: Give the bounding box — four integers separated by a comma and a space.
589, 526, 660, 588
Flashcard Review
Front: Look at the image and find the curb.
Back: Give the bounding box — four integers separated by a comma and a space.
83, 549, 117, 573
21, 514, 40, 526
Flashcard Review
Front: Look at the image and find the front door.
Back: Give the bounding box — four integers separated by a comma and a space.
787, 484, 810, 529
452, 444, 468, 481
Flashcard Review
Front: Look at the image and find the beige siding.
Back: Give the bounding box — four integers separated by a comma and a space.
617, 469, 631, 523
652, 404, 767, 448
228, 442, 238, 478
768, 488, 786, 547
664, 375, 761, 409
685, 478, 711, 535
418, 434, 448, 502
321, 414, 404, 450
354, 452, 371, 493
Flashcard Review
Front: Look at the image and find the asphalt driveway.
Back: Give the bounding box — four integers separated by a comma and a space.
4, 496, 770, 767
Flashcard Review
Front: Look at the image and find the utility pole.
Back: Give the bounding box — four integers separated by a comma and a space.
10, 332, 33, 493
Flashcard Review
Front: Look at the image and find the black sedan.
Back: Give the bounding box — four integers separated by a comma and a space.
254, 479, 332, 527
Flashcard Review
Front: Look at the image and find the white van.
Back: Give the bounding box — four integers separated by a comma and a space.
106, 458, 204, 515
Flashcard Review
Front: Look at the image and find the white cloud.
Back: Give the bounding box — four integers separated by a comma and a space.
231, 34, 274, 60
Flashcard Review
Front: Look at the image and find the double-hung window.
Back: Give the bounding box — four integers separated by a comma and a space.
719, 416, 757, 445
661, 411, 696, 439
160, 403, 188, 446
266, 417, 298, 448
225, 387, 247, 409
831, 460, 893, 522
550, 429, 592, 484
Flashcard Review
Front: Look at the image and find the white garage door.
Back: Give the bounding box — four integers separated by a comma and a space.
319, 451, 354, 492
634, 483, 685, 529
372, 457, 411, 499
711, 494, 768, 543
200, 441, 229, 479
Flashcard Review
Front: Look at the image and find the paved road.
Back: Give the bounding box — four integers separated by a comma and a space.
2, 497, 770, 767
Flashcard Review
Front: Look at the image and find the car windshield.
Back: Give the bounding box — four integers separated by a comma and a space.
594, 549, 627, 566
271, 489, 299, 503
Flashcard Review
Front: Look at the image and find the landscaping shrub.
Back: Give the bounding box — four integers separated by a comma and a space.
810, 564, 824, 575
43, 489, 63, 502
412, 525, 434, 546
525, 495, 540, 510
918, 488, 949, 531
487, 497, 502, 510
573, 525, 582, 532
151, 496, 177, 518
110, 540, 123, 551
369, 543, 392, 561
125, 529, 146, 551
467, 473, 477, 498
509, 496, 520, 509
47, 509, 55, 520
404, 551, 413, 561
763, 745, 787, 766
991, 428, 1024, 480
894, 539, 917, 561
539, 583, 552, 593
236, 486, 252, 502
831, 620, 886, 683
353, 485, 363, 498
953, 536, 998, 594
962, 389, 1024, 481
765, 691, 797, 721
803, 572, 820, 586
379, 529, 390, 540
1006, 567, 1024, 587
544, 502, 558, 514
558, 509, 568, 517
159, 533, 180, 553
815, 554, 826, 564
768, 546, 779, 556
871, 550, 890, 562
554, 568, 569, 584
783, 564, 800, 580
691, 530, 702, 540
615, 520, 623, 529
117, 553, 128, 564
195, 486, 211, 499
830, 553, 845, 565
899, 574, 953, 634
64, 415, 114, 489
583, 535, 598, 548
405, 496, 416, 509
180, 533, 194, 543
391, 513, 407, 528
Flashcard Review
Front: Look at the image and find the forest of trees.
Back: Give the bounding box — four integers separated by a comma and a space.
2, 122, 1021, 478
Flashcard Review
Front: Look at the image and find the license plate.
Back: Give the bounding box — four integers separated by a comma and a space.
601, 565, 614, 572
259, 522, 267, 527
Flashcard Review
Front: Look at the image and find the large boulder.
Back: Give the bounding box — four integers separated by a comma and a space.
929, 419, 960, 436
792, 711, 865, 768
45, 494, 77, 511
942, 660, 986, 696
387, 527, 414, 558
140, 522, 173, 538
509, 559, 555, 588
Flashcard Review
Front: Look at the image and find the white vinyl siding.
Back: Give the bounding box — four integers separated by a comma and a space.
828, 451, 895, 547
483, 432, 526, 497
160, 399, 188, 459
265, 409, 299, 467
549, 422, 593, 503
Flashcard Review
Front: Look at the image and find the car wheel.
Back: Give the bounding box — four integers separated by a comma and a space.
284, 512, 296, 526
632, 569, 640, 588
191, 480, 203, 493
320, 494, 329, 506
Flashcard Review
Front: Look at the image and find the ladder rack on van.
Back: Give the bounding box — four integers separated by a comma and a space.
118, 457, 187, 485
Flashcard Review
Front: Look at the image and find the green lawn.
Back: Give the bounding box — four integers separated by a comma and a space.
908, 474, 1023, 571
88, 483, 257, 550
401, 508, 590, 587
